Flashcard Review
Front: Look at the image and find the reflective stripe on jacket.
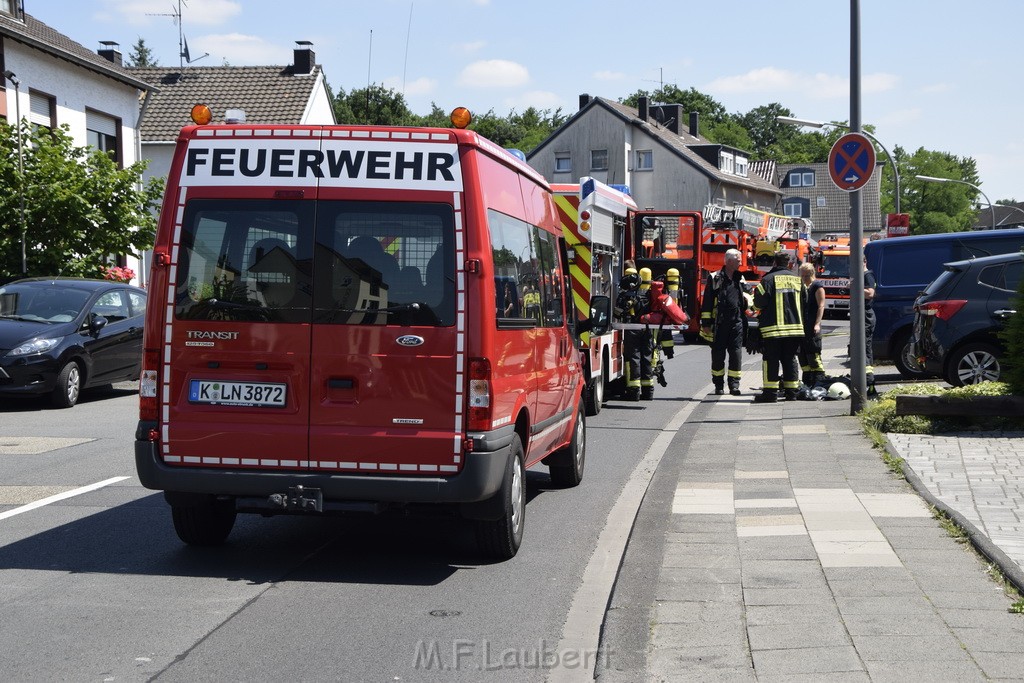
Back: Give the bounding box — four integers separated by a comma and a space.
753, 268, 803, 338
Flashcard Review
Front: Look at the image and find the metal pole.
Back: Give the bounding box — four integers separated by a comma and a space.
4, 71, 26, 275
849, 0, 867, 413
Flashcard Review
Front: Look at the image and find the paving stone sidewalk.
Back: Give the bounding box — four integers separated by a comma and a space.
601, 367, 1024, 682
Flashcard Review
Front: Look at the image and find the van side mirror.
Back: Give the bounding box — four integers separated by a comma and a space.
590, 295, 611, 336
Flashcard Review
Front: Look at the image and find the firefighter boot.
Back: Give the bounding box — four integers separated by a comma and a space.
714, 382, 725, 396
641, 386, 655, 401
626, 388, 641, 402
753, 391, 777, 404
784, 389, 799, 401
728, 379, 741, 396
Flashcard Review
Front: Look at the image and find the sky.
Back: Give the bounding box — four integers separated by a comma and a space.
23, 0, 1024, 203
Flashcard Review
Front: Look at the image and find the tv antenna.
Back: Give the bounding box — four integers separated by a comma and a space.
147, 0, 208, 69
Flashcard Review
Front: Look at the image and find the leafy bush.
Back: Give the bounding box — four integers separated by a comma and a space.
859, 381, 1016, 434
1001, 269, 1024, 395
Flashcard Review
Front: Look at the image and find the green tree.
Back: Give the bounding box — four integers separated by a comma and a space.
902, 148, 982, 233
334, 84, 413, 125
0, 122, 164, 281
735, 103, 794, 157
126, 37, 158, 67
621, 85, 728, 127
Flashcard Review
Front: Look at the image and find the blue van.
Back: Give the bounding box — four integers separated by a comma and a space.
864, 228, 1024, 377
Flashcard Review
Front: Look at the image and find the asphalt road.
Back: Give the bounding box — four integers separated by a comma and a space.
4, 319, 923, 681
0, 340, 719, 682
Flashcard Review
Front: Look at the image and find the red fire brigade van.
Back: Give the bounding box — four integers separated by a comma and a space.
134, 109, 595, 559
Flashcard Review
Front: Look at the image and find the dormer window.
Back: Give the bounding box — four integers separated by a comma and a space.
1, 0, 24, 20
735, 156, 748, 178
719, 151, 734, 174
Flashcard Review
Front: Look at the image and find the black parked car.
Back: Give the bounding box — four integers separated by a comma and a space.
0, 277, 147, 407
912, 252, 1022, 386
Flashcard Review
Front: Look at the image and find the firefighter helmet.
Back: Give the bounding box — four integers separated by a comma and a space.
827, 382, 851, 400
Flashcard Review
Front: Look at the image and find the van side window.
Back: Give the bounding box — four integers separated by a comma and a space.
312, 201, 455, 326
487, 210, 566, 329
176, 200, 313, 323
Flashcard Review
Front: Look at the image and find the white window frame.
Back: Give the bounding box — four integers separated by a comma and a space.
802, 171, 815, 187
719, 151, 734, 174
735, 156, 748, 177
635, 149, 653, 171
554, 153, 571, 173
788, 171, 803, 187
783, 202, 803, 217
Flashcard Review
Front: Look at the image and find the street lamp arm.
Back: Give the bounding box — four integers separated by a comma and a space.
915, 175, 995, 230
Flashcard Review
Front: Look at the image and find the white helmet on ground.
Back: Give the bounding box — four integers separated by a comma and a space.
827, 382, 851, 400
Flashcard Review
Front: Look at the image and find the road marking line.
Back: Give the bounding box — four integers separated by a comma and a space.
0, 477, 129, 521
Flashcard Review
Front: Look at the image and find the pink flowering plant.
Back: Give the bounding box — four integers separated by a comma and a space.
102, 265, 135, 283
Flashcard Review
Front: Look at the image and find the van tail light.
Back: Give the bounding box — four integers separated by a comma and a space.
139, 348, 160, 422
467, 357, 492, 431
917, 299, 967, 321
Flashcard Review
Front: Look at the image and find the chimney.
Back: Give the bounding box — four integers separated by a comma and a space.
664, 104, 683, 134
579, 93, 592, 110
689, 111, 700, 137
638, 96, 649, 122
293, 40, 315, 75
98, 41, 122, 66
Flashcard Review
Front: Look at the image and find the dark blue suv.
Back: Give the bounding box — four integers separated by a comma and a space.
912, 251, 1022, 385
864, 228, 1024, 378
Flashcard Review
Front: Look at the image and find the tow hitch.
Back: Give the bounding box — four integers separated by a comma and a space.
269, 485, 323, 512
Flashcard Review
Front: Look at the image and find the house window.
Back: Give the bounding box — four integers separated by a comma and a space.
787, 170, 816, 187
719, 151, 734, 174
635, 149, 653, 171
590, 149, 608, 171
783, 202, 803, 217
554, 153, 571, 173
28, 90, 55, 130
735, 156, 748, 177
816, 196, 827, 207
802, 171, 814, 186
86, 110, 120, 163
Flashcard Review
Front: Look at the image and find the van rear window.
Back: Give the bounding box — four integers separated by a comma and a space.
175, 199, 454, 326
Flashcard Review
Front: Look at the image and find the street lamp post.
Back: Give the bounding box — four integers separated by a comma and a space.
915, 175, 995, 230
3, 70, 26, 274
777, 115, 901, 214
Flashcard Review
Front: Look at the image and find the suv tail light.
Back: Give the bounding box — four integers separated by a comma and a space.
467, 357, 492, 431
916, 299, 967, 321
139, 348, 160, 421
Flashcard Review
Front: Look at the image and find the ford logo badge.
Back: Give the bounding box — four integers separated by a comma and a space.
396, 335, 424, 347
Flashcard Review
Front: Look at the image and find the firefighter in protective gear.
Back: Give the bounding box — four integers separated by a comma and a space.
639, 267, 668, 391
700, 249, 749, 396
658, 268, 679, 361
752, 252, 804, 403
798, 262, 826, 387
616, 264, 655, 401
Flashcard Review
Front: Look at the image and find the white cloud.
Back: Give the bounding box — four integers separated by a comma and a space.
195, 33, 292, 66
457, 60, 530, 88
453, 41, 486, 54
705, 67, 898, 100
918, 82, 953, 95
593, 70, 625, 81
382, 75, 437, 97
101, 0, 241, 26
503, 91, 564, 111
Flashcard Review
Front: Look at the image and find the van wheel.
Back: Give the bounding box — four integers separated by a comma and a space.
946, 342, 1002, 386
476, 437, 525, 560
171, 498, 236, 546
892, 330, 930, 379
50, 361, 81, 408
584, 369, 604, 416
550, 408, 585, 488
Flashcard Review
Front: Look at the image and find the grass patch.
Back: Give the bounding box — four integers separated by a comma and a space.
858, 381, 1018, 435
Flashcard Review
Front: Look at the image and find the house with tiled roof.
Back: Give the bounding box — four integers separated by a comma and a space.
1, 5, 152, 165
2, 3, 156, 282
777, 161, 884, 237
129, 42, 335, 188
527, 95, 781, 214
